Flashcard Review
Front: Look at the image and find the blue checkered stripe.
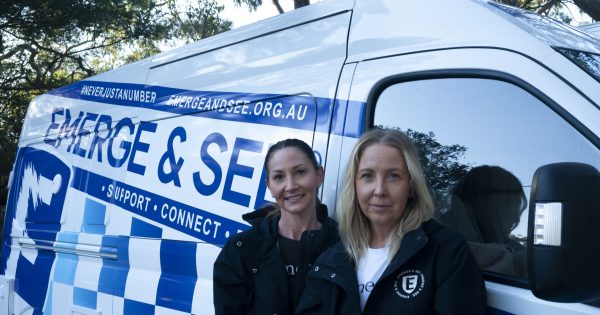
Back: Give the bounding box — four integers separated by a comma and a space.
43, 197, 209, 315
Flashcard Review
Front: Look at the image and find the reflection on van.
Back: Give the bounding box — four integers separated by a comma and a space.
438, 165, 528, 279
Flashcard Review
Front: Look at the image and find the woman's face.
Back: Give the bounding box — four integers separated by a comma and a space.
356, 144, 412, 233
267, 147, 323, 216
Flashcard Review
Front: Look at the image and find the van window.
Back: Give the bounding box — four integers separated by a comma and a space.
373, 78, 600, 281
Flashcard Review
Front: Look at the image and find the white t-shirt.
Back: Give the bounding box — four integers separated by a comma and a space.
356, 246, 390, 311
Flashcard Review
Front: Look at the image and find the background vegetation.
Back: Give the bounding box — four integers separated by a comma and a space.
0, 0, 597, 212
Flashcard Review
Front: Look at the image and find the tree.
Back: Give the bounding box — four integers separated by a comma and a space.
233, 0, 309, 14
497, 0, 599, 23
237, 0, 599, 21
0, 0, 232, 206
378, 126, 472, 212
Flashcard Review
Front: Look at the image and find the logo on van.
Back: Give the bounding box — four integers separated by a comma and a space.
394, 269, 425, 299
3, 147, 71, 311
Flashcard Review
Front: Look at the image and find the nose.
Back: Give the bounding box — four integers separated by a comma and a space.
373, 176, 386, 197
284, 174, 297, 191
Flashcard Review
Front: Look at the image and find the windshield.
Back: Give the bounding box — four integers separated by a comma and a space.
555, 48, 600, 83
486, 1, 600, 55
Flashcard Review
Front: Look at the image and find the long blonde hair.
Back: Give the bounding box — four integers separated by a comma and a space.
337, 129, 434, 263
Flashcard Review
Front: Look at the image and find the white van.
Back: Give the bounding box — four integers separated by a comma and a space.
1, 0, 599, 314
580, 22, 600, 39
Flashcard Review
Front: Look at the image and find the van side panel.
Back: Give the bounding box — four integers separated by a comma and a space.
1, 10, 351, 315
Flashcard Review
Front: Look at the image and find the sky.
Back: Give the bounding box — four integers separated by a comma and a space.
219, 0, 296, 29
216, 1, 593, 29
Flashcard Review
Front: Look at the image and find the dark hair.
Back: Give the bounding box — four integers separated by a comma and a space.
452, 165, 526, 243
264, 138, 319, 177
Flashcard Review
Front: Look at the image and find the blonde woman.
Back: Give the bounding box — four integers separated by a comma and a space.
295, 129, 486, 315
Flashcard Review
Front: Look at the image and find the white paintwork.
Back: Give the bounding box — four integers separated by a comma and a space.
4, 1, 600, 314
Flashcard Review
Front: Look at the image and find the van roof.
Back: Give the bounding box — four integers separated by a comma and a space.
346, 0, 600, 62
150, 0, 354, 69
103, 0, 600, 78
580, 22, 600, 39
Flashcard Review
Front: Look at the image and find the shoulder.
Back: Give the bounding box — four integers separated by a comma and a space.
313, 241, 348, 267
218, 224, 264, 259
422, 219, 468, 248
419, 219, 477, 267
226, 225, 259, 245
321, 217, 339, 239
420, 220, 482, 278
229, 214, 278, 242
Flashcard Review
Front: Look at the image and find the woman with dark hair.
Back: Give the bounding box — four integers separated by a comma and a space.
213, 138, 338, 315
295, 129, 486, 315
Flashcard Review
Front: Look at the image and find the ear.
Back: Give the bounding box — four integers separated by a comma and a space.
316, 166, 324, 186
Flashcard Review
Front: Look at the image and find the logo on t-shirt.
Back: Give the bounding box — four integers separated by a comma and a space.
394, 269, 425, 299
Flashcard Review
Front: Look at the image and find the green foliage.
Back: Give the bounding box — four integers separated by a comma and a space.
0, 0, 232, 206
495, 0, 598, 22
405, 129, 471, 196
377, 126, 471, 211
233, 0, 310, 13
233, 0, 263, 11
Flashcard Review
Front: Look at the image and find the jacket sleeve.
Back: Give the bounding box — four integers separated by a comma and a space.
433, 236, 487, 315
213, 237, 252, 315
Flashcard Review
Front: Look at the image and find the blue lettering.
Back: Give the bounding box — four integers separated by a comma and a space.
127, 121, 157, 175
254, 166, 270, 209
193, 132, 227, 196
158, 127, 186, 187
63, 111, 84, 153
222, 138, 263, 207
73, 112, 98, 157
107, 118, 134, 168
43, 108, 64, 147
87, 114, 113, 162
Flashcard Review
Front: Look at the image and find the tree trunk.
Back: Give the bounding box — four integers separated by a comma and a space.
273, 0, 284, 14
294, 0, 310, 9
573, 0, 600, 21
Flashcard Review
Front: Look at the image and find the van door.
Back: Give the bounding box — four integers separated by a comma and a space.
2, 106, 135, 315
340, 48, 600, 314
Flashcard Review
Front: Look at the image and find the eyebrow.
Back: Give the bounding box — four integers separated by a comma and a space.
270, 163, 310, 173
357, 167, 403, 173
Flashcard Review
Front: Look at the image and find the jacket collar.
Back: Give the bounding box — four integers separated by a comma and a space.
242, 202, 335, 235
312, 220, 443, 286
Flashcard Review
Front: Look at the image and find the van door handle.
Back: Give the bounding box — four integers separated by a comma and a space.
71, 304, 102, 315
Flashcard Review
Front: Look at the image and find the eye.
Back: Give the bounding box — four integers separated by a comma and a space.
295, 168, 307, 175
359, 172, 372, 181
388, 173, 400, 180
271, 174, 283, 182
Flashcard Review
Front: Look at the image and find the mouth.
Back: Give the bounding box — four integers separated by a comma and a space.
285, 194, 305, 201
369, 204, 390, 210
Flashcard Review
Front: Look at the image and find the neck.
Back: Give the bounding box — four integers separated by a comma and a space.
369, 225, 396, 248
278, 211, 321, 240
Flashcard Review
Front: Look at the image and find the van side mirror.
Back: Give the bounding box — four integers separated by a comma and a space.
528, 162, 600, 303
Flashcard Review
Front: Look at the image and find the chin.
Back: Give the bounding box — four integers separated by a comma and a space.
283, 203, 311, 215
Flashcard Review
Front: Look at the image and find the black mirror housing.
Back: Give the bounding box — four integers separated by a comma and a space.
528, 162, 600, 303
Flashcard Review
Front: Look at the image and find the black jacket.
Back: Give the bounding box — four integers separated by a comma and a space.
213, 204, 339, 315
295, 219, 487, 315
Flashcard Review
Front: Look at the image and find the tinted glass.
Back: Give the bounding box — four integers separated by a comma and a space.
374, 78, 600, 280
555, 47, 600, 83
